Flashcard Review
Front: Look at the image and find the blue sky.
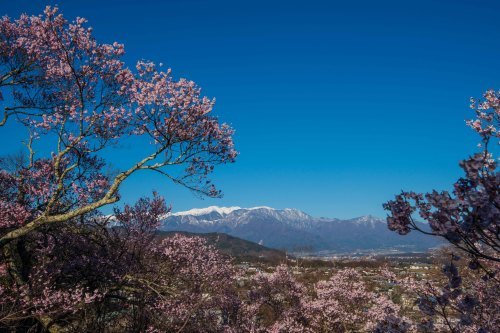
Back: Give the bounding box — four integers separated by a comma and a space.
2, 0, 500, 218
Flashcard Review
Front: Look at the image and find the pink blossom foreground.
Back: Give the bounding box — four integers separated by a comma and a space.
0, 6, 498, 333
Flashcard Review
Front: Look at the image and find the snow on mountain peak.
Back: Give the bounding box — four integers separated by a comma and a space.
171, 206, 280, 217
247, 206, 274, 211
161, 206, 441, 253
358, 215, 385, 222
168, 205, 358, 221
172, 206, 242, 217
167, 206, 382, 225
349, 215, 386, 227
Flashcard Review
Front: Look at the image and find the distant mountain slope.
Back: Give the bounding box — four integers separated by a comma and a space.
160, 206, 442, 253
157, 231, 288, 264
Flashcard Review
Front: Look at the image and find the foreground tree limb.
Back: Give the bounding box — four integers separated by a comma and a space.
0, 6, 237, 249
0, 6, 237, 331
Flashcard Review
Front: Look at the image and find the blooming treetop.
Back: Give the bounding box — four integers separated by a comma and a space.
383, 91, 499, 332
383, 90, 499, 263
0, 6, 237, 247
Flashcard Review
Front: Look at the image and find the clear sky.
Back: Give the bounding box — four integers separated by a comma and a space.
2, 0, 500, 218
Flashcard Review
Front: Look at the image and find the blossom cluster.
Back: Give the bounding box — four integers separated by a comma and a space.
383, 89, 499, 263
0, 5, 237, 248
383, 89, 500, 331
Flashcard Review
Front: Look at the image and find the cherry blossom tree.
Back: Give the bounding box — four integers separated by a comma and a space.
0, 194, 248, 332
244, 265, 412, 333
383, 89, 498, 262
306, 268, 412, 333
0, 6, 237, 332
247, 265, 310, 332
386, 253, 500, 333
0, 6, 236, 248
383, 90, 499, 332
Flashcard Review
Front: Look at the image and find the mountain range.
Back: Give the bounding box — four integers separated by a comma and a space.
160, 206, 442, 253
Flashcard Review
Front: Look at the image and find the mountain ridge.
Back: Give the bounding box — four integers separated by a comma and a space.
160, 206, 442, 253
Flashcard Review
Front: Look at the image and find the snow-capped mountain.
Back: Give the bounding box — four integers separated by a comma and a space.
164, 206, 314, 228
160, 206, 441, 253
172, 206, 242, 216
